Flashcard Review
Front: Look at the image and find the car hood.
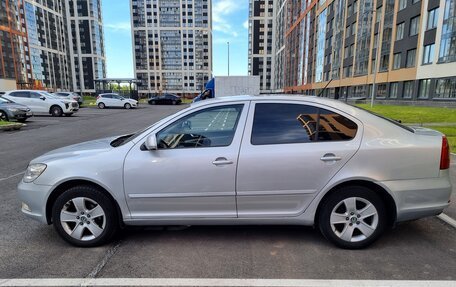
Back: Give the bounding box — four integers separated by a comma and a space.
0, 103, 30, 110
127, 99, 138, 103
31, 136, 119, 164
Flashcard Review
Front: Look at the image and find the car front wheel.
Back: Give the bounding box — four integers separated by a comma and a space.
50, 106, 63, 117
124, 103, 131, 109
52, 185, 119, 247
318, 186, 386, 249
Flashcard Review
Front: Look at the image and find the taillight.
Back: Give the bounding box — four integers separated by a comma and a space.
96, 96, 100, 99
440, 136, 450, 170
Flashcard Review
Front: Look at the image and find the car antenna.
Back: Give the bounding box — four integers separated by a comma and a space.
316, 79, 333, 97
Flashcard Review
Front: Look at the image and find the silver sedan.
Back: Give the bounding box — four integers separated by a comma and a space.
18, 95, 452, 249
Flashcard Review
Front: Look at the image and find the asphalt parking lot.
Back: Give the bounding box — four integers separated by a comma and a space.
0, 105, 455, 282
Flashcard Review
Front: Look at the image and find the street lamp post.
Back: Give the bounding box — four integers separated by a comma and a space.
369, 9, 379, 108
227, 41, 230, 76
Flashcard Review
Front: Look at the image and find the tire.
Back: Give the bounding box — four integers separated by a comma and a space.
50, 106, 63, 117
98, 102, 105, 109
172, 100, 176, 105
318, 186, 386, 249
150, 101, 156, 105
124, 103, 131, 109
52, 185, 119, 247
64, 113, 73, 117
0, 110, 9, 121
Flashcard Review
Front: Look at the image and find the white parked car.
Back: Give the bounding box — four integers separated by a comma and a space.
3, 90, 79, 117
96, 93, 138, 109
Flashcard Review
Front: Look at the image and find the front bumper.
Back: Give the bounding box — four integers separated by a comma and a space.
17, 180, 52, 224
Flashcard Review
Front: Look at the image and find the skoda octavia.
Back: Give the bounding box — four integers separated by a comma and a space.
18, 96, 452, 249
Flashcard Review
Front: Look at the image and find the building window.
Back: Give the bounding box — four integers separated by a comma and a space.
435, 78, 456, 98
389, 82, 399, 98
427, 8, 439, 30
418, 79, 431, 99
404, 81, 414, 99
439, 0, 456, 63
396, 22, 405, 41
410, 16, 420, 36
377, 84, 387, 98
393, 53, 402, 69
406, 49, 417, 67
399, 0, 407, 10
422, 43, 435, 64
412, 0, 420, 4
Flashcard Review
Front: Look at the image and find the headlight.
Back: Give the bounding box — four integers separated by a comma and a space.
23, 163, 47, 183
7, 108, 19, 112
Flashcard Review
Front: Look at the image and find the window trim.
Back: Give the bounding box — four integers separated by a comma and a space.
249, 102, 359, 146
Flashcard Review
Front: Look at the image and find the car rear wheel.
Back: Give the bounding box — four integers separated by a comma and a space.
0, 110, 9, 121
52, 185, 119, 247
98, 102, 105, 109
172, 100, 176, 105
318, 186, 386, 249
124, 103, 131, 109
150, 101, 156, 105
50, 106, 63, 117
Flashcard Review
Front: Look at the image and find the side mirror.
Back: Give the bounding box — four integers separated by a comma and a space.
145, 134, 158, 150
40, 96, 45, 101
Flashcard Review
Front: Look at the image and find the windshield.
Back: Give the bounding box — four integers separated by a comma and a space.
110, 115, 178, 147
352, 105, 414, 133
0, 97, 13, 104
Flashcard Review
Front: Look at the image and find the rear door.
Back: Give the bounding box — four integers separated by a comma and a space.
236, 101, 363, 217
6, 91, 30, 107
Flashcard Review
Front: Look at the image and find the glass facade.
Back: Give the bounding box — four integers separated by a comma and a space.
24, 0, 71, 90
315, 8, 327, 83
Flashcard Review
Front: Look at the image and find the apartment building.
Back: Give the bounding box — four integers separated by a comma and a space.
0, 0, 106, 93
66, 0, 106, 93
24, 0, 72, 90
248, 0, 276, 92
131, 0, 212, 96
250, 0, 456, 101
0, 0, 32, 89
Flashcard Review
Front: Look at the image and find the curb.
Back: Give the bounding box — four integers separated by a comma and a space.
437, 213, 456, 229
0, 123, 26, 131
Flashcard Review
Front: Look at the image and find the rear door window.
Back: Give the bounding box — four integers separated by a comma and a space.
10, 91, 30, 98
251, 103, 357, 145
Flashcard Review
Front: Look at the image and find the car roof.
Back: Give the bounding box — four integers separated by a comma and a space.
99, 93, 119, 96
190, 95, 360, 116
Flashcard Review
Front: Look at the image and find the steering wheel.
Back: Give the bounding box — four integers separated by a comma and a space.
158, 139, 170, 149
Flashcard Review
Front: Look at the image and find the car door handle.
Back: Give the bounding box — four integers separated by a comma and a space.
212, 157, 233, 166
320, 154, 342, 162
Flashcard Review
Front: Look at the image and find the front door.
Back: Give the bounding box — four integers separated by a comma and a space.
123, 103, 249, 218
236, 102, 362, 217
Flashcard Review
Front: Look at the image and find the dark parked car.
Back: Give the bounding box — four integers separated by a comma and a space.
53, 92, 83, 106
148, 94, 181, 105
0, 96, 33, 122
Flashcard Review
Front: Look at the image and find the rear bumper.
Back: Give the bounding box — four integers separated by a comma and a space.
381, 170, 452, 222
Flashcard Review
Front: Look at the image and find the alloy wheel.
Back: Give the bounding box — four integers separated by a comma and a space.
60, 197, 106, 241
329, 197, 379, 242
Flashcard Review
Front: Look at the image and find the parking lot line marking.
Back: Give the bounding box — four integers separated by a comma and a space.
438, 213, 456, 229
0, 279, 455, 287
0, 172, 24, 182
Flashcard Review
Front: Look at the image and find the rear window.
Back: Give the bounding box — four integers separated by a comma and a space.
352, 105, 414, 133
251, 103, 358, 145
